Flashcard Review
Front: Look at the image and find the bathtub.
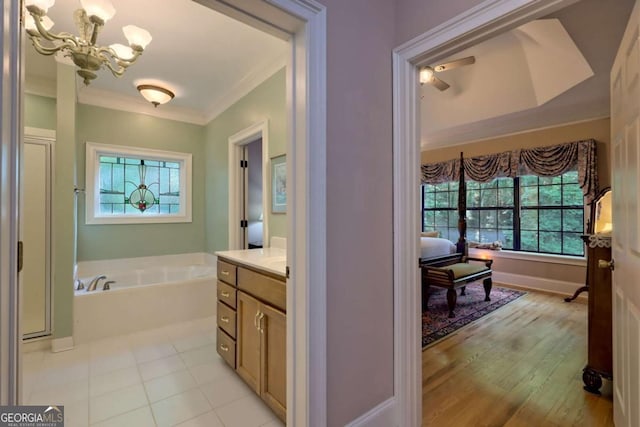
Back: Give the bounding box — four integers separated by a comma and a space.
73, 253, 217, 343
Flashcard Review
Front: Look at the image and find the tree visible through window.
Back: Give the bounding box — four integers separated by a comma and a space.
422, 170, 584, 256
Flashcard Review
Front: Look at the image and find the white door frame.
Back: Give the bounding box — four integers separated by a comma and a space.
228, 120, 270, 250
392, 0, 580, 423
197, 5, 328, 424
0, 0, 23, 405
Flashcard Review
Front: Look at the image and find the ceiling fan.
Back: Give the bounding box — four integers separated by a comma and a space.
419, 56, 475, 91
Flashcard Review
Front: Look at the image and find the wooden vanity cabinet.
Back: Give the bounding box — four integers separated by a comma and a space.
216, 258, 286, 422
216, 260, 238, 369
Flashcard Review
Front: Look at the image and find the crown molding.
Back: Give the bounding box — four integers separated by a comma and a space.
24, 75, 56, 98
204, 52, 288, 123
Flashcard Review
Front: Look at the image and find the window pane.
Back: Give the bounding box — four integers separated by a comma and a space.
539, 231, 562, 253
435, 210, 448, 227
498, 209, 513, 229
539, 176, 562, 185
563, 209, 584, 232
467, 229, 480, 242
521, 209, 538, 231
563, 232, 584, 256
424, 190, 435, 209
499, 230, 514, 249
539, 209, 561, 231
520, 186, 538, 206
435, 192, 449, 208
481, 189, 497, 207
480, 210, 497, 229
520, 175, 538, 186
466, 211, 479, 228
521, 230, 538, 251
498, 188, 514, 206
563, 184, 583, 205
448, 211, 458, 228
539, 184, 562, 206
467, 190, 480, 208
563, 170, 579, 184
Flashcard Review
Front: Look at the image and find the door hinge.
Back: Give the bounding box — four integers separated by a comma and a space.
240, 160, 248, 168
240, 219, 248, 228
18, 241, 24, 273
286, 266, 290, 279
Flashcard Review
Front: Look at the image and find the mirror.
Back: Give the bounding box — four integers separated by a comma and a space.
592, 188, 612, 235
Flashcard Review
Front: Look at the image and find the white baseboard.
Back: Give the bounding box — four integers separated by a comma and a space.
22, 337, 51, 353
493, 271, 586, 300
51, 336, 74, 353
345, 397, 397, 427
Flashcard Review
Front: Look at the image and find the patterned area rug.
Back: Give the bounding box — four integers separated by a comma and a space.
422, 285, 525, 348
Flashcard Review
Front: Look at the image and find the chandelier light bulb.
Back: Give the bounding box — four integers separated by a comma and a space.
25, 0, 56, 13
123, 25, 152, 50
80, 0, 116, 22
109, 43, 134, 61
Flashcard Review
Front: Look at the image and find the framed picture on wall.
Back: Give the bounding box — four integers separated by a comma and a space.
271, 154, 286, 213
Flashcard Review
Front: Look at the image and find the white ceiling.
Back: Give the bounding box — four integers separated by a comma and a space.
24, 0, 289, 125
420, 0, 636, 149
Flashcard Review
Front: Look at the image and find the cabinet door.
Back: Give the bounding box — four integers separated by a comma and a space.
236, 291, 261, 393
260, 303, 286, 421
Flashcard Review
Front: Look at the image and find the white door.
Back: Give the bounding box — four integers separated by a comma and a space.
611, 1, 640, 425
21, 139, 52, 338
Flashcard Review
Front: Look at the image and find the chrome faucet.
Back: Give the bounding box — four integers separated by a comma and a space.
86, 275, 107, 291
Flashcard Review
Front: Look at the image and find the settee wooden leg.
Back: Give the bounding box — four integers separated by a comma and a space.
483, 278, 492, 301
446, 288, 457, 318
460, 286, 466, 296
422, 283, 431, 312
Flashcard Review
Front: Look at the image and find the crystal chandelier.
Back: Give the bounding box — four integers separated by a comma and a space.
24, 0, 152, 85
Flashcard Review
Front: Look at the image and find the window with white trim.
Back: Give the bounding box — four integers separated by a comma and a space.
85, 142, 192, 224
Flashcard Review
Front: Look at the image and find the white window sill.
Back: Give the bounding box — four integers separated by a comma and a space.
468, 247, 586, 267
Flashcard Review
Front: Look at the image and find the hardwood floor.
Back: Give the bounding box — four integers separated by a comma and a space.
422, 289, 614, 427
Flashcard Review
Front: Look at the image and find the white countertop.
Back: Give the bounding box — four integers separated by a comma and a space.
215, 248, 286, 277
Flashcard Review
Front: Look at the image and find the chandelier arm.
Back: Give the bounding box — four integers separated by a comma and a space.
101, 58, 127, 78
28, 12, 80, 47
29, 38, 77, 56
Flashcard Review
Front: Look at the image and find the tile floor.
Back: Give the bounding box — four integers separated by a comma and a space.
22, 316, 285, 427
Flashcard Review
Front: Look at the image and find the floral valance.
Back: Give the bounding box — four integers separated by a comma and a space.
421, 139, 599, 203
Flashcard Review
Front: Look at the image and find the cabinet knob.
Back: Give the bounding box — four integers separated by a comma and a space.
220, 343, 229, 352
598, 259, 615, 271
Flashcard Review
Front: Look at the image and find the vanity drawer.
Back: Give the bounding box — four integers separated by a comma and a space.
217, 281, 237, 309
217, 260, 237, 286
217, 301, 237, 339
238, 267, 286, 312
217, 328, 236, 369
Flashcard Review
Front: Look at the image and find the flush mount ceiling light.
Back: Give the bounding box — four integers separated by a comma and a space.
24, 0, 152, 85
137, 84, 175, 107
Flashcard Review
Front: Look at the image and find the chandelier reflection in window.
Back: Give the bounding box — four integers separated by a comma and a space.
24, 0, 152, 85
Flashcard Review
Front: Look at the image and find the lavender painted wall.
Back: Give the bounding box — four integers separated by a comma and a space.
395, 0, 485, 44
319, 0, 396, 424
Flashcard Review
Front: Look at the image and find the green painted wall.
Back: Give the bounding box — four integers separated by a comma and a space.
76, 105, 206, 261
24, 94, 56, 130
53, 64, 77, 339
205, 68, 287, 253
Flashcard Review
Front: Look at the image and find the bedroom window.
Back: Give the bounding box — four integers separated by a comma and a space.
85, 142, 192, 224
422, 170, 584, 256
